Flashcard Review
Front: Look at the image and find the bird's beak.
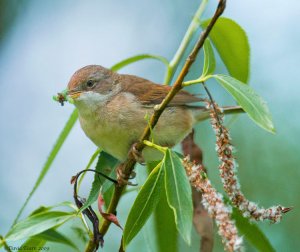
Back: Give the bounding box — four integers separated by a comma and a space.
68, 91, 81, 99
67, 89, 82, 100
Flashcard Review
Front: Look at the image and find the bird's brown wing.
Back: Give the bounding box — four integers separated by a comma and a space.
120, 74, 203, 106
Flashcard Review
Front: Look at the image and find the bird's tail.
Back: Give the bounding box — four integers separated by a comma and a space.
192, 105, 244, 122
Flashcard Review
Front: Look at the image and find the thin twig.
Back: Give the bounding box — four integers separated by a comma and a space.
99, 0, 227, 240
202, 82, 223, 133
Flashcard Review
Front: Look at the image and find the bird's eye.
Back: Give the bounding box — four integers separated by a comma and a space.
86, 80, 94, 88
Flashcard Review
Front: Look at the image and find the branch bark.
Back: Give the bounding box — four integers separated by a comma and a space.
192, 188, 214, 252
98, 0, 227, 243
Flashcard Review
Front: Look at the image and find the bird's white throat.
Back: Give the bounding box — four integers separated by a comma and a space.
74, 83, 121, 115
77, 91, 108, 104
73, 91, 108, 116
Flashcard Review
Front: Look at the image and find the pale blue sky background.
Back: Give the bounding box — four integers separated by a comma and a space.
0, 0, 299, 251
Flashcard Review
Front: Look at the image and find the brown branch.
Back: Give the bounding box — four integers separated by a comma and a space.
99, 0, 227, 238
192, 188, 214, 252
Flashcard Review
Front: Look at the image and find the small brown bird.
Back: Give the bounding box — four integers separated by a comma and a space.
66, 65, 242, 162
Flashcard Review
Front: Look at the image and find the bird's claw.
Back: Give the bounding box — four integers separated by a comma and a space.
131, 143, 145, 165
116, 165, 137, 186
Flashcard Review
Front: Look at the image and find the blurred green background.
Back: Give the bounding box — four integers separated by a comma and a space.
0, 0, 299, 251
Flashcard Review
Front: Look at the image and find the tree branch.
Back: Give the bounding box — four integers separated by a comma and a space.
192, 188, 214, 252
99, 0, 227, 239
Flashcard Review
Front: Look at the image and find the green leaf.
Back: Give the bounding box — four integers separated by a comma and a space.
202, 17, 250, 83
102, 182, 115, 209
213, 74, 275, 133
12, 109, 78, 226
154, 186, 178, 252
201, 38, 216, 77
80, 152, 119, 212
163, 150, 193, 245
21, 237, 47, 249
99, 153, 119, 196
34, 229, 79, 251
72, 226, 89, 244
111, 54, 169, 72
232, 208, 275, 252
28, 202, 78, 217
6, 211, 76, 241
21, 229, 79, 251
29, 206, 51, 216
123, 162, 164, 248
136, 163, 160, 252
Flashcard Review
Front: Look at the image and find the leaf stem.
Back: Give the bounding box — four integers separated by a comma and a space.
143, 140, 167, 153
201, 81, 223, 134
183, 75, 212, 86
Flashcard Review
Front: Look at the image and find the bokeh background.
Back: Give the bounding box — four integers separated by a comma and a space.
0, 0, 299, 251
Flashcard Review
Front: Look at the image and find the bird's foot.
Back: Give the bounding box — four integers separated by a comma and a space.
116, 164, 137, 186
131, 143, 145, 165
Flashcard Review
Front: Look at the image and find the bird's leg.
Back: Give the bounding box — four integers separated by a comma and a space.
116, 143, 146, 186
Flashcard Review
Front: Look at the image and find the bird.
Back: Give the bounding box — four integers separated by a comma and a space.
65, 65, 242, 162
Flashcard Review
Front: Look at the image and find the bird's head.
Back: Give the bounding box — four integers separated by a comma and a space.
67, 65, 120, 106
